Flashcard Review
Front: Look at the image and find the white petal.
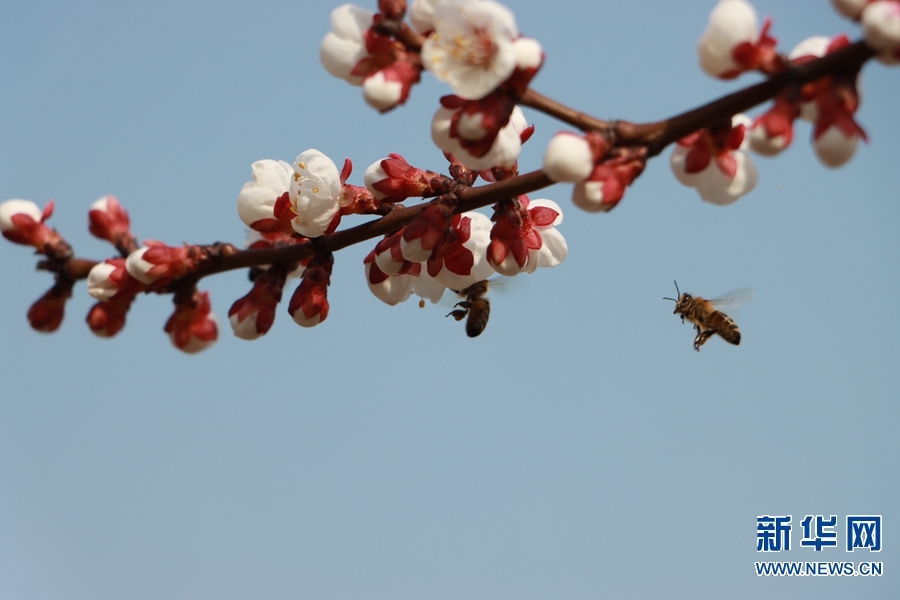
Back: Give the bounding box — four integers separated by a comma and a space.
513, 37, 543, 70
330, 4, 374, 40
571, 181, 606, 213
669, 146, 700, 187
230, 311, 263, 341
535, 226, 567, 268
814, 125, 859, 167
0, 199, 42, 232
543, 133, 593, 182
363, 72, 404, 111
366, 264, 414, 306
694, 152, 758, 205
125, 247, 159, 284
748, 124, 790, 156
412, 270, 446, 304
410, 0, 438, 34
789, 36, 829, 61
87, 262, 119, 301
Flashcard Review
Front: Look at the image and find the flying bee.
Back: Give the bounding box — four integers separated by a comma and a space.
446, 279, 491, 337
663, 281, 751, 351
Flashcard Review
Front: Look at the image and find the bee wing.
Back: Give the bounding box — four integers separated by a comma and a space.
709, 288, 754, 310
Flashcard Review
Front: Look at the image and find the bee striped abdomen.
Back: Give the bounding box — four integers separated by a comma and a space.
708, 310, 741, 345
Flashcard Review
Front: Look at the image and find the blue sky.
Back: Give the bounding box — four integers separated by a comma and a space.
1, 1, 897, 598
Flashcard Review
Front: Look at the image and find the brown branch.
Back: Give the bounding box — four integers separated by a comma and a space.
521, 40, 874, 156
52, 40, 877, 288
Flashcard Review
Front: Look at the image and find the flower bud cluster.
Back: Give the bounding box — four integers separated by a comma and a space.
542, 131, 644, 213
86, 258, 146, 337
288, 252, 334, 328
0, 199, 67, 256
488, 197, 566, 276
165, 290, 219, 353
697, 0, 781, 78
320, 4, 423, 112
747, 35, 867, 168
88, 196, 137, 255
670, 115, 759, 205
363, 190, 567, 311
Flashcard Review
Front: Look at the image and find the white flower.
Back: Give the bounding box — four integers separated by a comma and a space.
670, 114, 758, 205
0, 199, 42, 233
862, 1, 900, 54
236, 160, 293, 227
87, 262, 118, 301
542, 133, 594, 182
431, 105, 527, 170
319, 4, 375, 85
421, 0, 519, 100
813, 125, 860, 167
697, 0, 758, 78
288, 149, 346, 238
432, 211, 495, 289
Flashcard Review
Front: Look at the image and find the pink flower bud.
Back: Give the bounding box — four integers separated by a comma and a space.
28, 281, 73, 333
543, 133, 595, 183
573, 151, 646, 212
401, 199, 456, 262
165, 290, 218, 353
748, 95, 800, 155
288, 253, 333, 327
88, 196, 132, 246
125, 242, 194, 285
364, 154, 433, 202
0, 199, 55, 249
228, 267, 287, 340
362, 58, 420, 112
86, 298, 132, 338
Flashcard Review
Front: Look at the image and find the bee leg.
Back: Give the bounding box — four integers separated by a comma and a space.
693, 329, 715, 351
446, 307, 468, 321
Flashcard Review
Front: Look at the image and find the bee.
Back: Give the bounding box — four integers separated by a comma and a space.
664, 281, 750, 352
446, 279, 491, 337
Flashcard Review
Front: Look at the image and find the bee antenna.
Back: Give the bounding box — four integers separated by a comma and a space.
663, 280, 679, 302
